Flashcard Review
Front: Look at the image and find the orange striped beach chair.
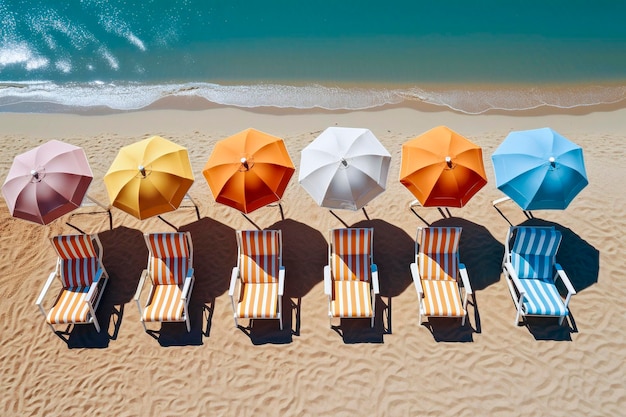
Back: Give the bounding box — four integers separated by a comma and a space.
324, 228, 379, 328
409, 227, 472, 326
36, 234, 109, 333
134, 232, 195, 332
229, 230, 285, 330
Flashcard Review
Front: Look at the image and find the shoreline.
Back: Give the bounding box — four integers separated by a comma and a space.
2, 80, 626, 116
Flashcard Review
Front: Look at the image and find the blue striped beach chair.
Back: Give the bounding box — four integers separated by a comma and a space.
503, 226, 576, 326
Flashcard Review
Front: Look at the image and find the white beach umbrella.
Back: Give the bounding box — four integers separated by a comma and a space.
299, 127, 391, 211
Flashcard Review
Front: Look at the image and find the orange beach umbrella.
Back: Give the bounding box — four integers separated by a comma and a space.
203, 128, 295, 214
400, 126, 487, 207
104, 136, 194, 220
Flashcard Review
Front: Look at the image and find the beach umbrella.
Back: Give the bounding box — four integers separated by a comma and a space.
203, 128, 295, 214
399, 125, 487, 207
299, 127, 391, 211
492, 127, 588, 210
2, 140, 93, 225
104, 136, 194, 219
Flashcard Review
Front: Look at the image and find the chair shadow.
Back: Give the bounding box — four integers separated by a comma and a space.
523, 314, 577, 341
519, 218, 599, 291
430, 217, 504, 291
331, 297, 388, 344
423, 316, 475, 342
237, 297, 300, 345
62, 226, 146, 348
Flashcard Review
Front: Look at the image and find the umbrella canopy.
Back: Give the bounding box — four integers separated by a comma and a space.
203, 128, 295, 214
400, 126, 487, 207
2, 140, 93, 225
299, 127, 391, 211
492, 127, 588, 210
104, 136, 194, 219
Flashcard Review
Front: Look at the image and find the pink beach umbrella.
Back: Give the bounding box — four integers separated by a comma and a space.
1, 140, 93, 225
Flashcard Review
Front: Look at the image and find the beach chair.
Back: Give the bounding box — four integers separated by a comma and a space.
36, 234, 109, 333
134, 232, 195, 332
229, 230, 285, 330
324, 228, 379, 328
409, 227, 472, 326
503, 226, 576, 326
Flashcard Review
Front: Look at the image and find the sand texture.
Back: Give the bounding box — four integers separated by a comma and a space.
0, 106, 624, 416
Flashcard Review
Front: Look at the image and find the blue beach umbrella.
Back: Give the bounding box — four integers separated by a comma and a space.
492, 128, 588, 210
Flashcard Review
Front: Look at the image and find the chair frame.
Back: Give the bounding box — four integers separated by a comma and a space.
229, 229, 285, 330
502, 226, 576, 326
324, 228, 380, 328
409, 226, 472, 326
36, 234, 109, 333
134, 231, 195, 332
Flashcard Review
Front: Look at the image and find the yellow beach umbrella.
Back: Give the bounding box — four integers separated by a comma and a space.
104, 136, 194, 220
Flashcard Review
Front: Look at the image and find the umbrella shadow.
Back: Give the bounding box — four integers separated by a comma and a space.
61, 226, 146, 348
176, 217, 237, 343
518, 218, 599, 292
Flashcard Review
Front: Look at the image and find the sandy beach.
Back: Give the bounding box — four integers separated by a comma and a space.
1, 104, 625, 416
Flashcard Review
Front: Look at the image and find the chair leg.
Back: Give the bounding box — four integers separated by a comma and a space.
93, 316, 101, 333
461, 314, 466, 326
185, 316, 191, 332
558, 315, 565, 326
515, 308, 522, 326
279, 316, 283, 331
233, 315, 239, 328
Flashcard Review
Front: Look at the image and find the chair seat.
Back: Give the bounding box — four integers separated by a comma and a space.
236, 282, 280, 319
143, 284, 185, 322
421, 279, 466, 318
331, 281, 373, 318
47, 286, 91, 325
518, 278, 568, 316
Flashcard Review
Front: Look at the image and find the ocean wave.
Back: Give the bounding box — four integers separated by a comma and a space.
0, 81, 625, 114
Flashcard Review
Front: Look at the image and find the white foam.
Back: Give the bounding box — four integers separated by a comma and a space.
0, 81, 625, 114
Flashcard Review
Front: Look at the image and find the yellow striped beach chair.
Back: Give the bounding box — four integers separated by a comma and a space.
36, 234, 109, 333
503, 226, 576, 326
229, 229, 285, 330
409, 227, 472, 326
324, 228, 379, 328
134, 232, 195, 332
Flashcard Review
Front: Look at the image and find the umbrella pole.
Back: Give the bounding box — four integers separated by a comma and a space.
241, 213, 261, 230
362, 207, 370, 220
279, 203, 285, 221
184, 193, 201, 220
329, 210, 349, 228
157, 215, 179, 231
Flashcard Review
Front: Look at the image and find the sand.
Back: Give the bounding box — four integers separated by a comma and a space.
0, 104, 625, 416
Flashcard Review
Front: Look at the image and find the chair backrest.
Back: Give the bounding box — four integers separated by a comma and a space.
51, 234, 99, 288
331, 228, 373, 282
417, 227, 461, 281
238, 230, 281, 284
510, 227, 561, 279
145, 232, 192, 285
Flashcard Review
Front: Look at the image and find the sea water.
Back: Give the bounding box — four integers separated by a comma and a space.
1, 0, 626, 114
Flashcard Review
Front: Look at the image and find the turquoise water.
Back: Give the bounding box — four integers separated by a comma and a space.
1, 0, 626, 113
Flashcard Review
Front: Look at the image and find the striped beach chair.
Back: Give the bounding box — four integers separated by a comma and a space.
134, 232, 195, 332
409, 227, 472, 326
36, 234, 109, 333
503, 226, 576, 326
229, 230, 285, 330
324, 228, 379, 328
